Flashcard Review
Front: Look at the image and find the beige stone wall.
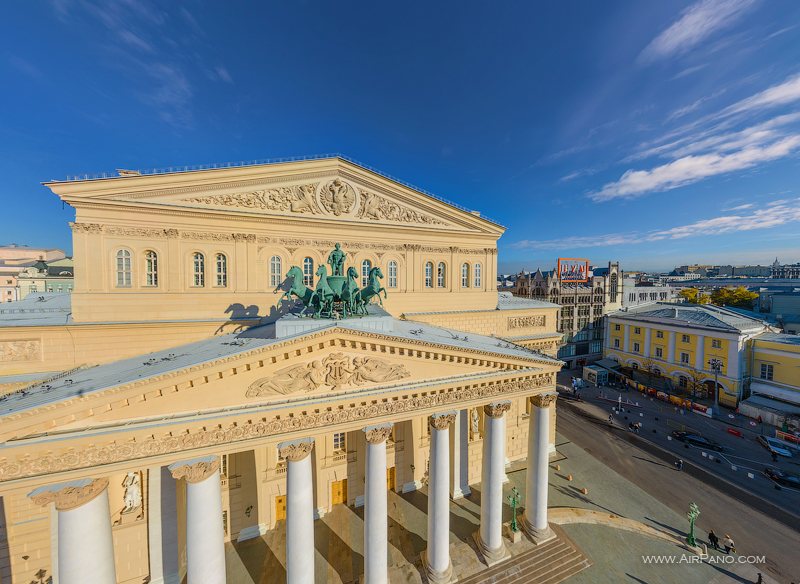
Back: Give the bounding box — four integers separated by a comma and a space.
402, 306, 558, 339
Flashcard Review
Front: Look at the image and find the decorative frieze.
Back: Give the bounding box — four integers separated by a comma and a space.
30, 478, 109, 511
483, 401, 511, 418
69, 222, 103, 234
0, 374, 554, 482
169, 458, 220, 483
507, 315, 546, 329
0, 340, 41, 362
529, 393, 557, 409
180, 231, 235, 242
246, 353, 411, 396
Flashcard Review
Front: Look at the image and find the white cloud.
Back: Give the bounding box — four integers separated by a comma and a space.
722, 73, 800, 116
511, 199, 800, 250
592, 134, 800, 201
639, 0, 757, 63
723, 203, 753, 211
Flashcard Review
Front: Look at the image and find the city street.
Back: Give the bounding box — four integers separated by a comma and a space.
557, 369, 800, 517
556, 403, 799, 583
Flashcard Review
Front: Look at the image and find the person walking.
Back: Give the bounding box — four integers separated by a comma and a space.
708, 529, 719, 550
675, 459, 683, 471
722, 534, 735, 554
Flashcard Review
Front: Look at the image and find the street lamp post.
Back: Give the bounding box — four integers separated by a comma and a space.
686, 502, 700, 547
708, 358, 723, 417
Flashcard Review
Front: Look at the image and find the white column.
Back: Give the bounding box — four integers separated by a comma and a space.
148, 466, 179, 584
423, 411, 456, 584
523, 394, 557, 544
363, 424, 393, 584
728, 337, 739, 378
623, 325, 630, 353
30, 478, 117, 584
450, 409, 471, 499
279, 438, 315, 584
667, 331, 676, 363
169, 457, 226, 584
695, 334, 706, 371
476, 402, 511, 566
643, 328, 652, 358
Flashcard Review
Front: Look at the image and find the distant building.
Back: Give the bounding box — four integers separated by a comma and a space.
663, 273, 702, 282
512, 262, 622, 368
605, 303, 771, 407
771, 258, 800, 279
758, 289, 800, 335
16, 257, 74, 298
621, 278, 677, 308
0, 245, 68, 302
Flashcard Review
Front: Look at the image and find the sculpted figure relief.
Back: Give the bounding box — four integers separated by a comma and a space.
121, 471, 142, 513
246, 352, 410, 397
319, 179, 357, 216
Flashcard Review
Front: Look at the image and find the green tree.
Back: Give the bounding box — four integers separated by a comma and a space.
709, 286, 758, 309
678, 288, 710, 304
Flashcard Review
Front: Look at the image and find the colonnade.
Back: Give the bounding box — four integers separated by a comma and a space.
27, 393, 556, 584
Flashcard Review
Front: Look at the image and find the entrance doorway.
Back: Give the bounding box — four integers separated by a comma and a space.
331, 479, 348, 505
275, 495, 286, 521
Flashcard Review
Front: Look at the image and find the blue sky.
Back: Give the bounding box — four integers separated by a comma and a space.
2, 1, 800, 273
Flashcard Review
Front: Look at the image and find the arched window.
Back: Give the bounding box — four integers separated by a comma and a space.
215, 253, 227, 287
144, 250, 158, 287
192, 252, 205, 287
303, 257, 314, 287
474, 263, 482, 288
269, 255, 282, 287
388, 260, 398, 288
437, 262, 446, 288
610, 273, 618, 302
461, 263, 470, 288
361, 259, 372, 288
424, 262, 433, 288
116, 249, 132, 287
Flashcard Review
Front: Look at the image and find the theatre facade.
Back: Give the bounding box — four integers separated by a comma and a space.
0, 157, 563, 584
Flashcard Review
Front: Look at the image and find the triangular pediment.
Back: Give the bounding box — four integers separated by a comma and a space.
46, 158, 503, 234
0, 324, 554, 440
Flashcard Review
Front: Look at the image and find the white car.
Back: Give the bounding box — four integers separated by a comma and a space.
757, 436, 793, 458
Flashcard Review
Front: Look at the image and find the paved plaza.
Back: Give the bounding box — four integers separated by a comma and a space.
224, 434, 777, 583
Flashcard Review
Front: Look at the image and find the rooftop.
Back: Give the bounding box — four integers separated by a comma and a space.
0, 293, 72, 326
611, 302, 769, 333
496, 291, 559, 310
754, 332, 800, 346
0, 312, 560, 417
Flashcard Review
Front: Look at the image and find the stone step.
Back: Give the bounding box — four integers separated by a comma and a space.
458, 539, 567, 584
538, 555, 592, 584
502, 549, 583, 584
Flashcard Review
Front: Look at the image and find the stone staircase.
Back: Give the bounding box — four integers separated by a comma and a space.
457, 525, 591, 584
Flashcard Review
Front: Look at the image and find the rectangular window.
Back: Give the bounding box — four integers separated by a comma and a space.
614, 338, 620, 348
614, 324, 620, 331
333, 432, 346, 452
633, 342, 640, 353
656, 331, 663, 339
655, 347, 663, 358
760, 364, 774, 380
634, 327, 641, 334
680, 352, 690, 364
681, 334, 690, 343
590, 341, 601, 353
711, 339, 722, 349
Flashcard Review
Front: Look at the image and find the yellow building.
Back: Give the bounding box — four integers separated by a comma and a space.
741, 332, 800, 427
0, 157, 571, 584
604, 302, 770, 408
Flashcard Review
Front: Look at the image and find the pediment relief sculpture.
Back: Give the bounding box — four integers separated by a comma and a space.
180, 178, 448, 226
245, 352, 411, 397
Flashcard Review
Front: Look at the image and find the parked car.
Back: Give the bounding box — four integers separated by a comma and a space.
757, 436, 793, 458
764, 467, 800, 489
671, 431, 724, 451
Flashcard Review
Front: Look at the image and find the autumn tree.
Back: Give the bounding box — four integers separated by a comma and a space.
709, 286, 758, 309
678, 288, 710, 304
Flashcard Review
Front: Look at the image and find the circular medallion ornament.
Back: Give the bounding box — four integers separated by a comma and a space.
316, 178, 360, 218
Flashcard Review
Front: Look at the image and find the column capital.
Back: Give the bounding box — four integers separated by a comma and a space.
278, 437, 314, 461
29, 477, 109, 511
529, 393, 557, 408
483, 401, 511, 418
364, 423, 394, 444
429, 411, 457, 430
169, 456, 219, 483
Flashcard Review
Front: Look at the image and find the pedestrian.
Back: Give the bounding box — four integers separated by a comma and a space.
608, 414, 613, 425
722, 534, 735, 554
708, 529, 719, 550
675, 459, 683, 471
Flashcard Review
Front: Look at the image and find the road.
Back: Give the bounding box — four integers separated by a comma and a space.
557, 371, 800, 515
556, 404, 799, 583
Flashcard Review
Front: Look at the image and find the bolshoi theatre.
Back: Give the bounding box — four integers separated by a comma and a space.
0, 157, 568, 583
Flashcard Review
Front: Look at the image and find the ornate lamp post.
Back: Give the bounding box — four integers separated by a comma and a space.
507, 487, 521, 532
686, 502, 700, 546
708, 358, 723, 417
